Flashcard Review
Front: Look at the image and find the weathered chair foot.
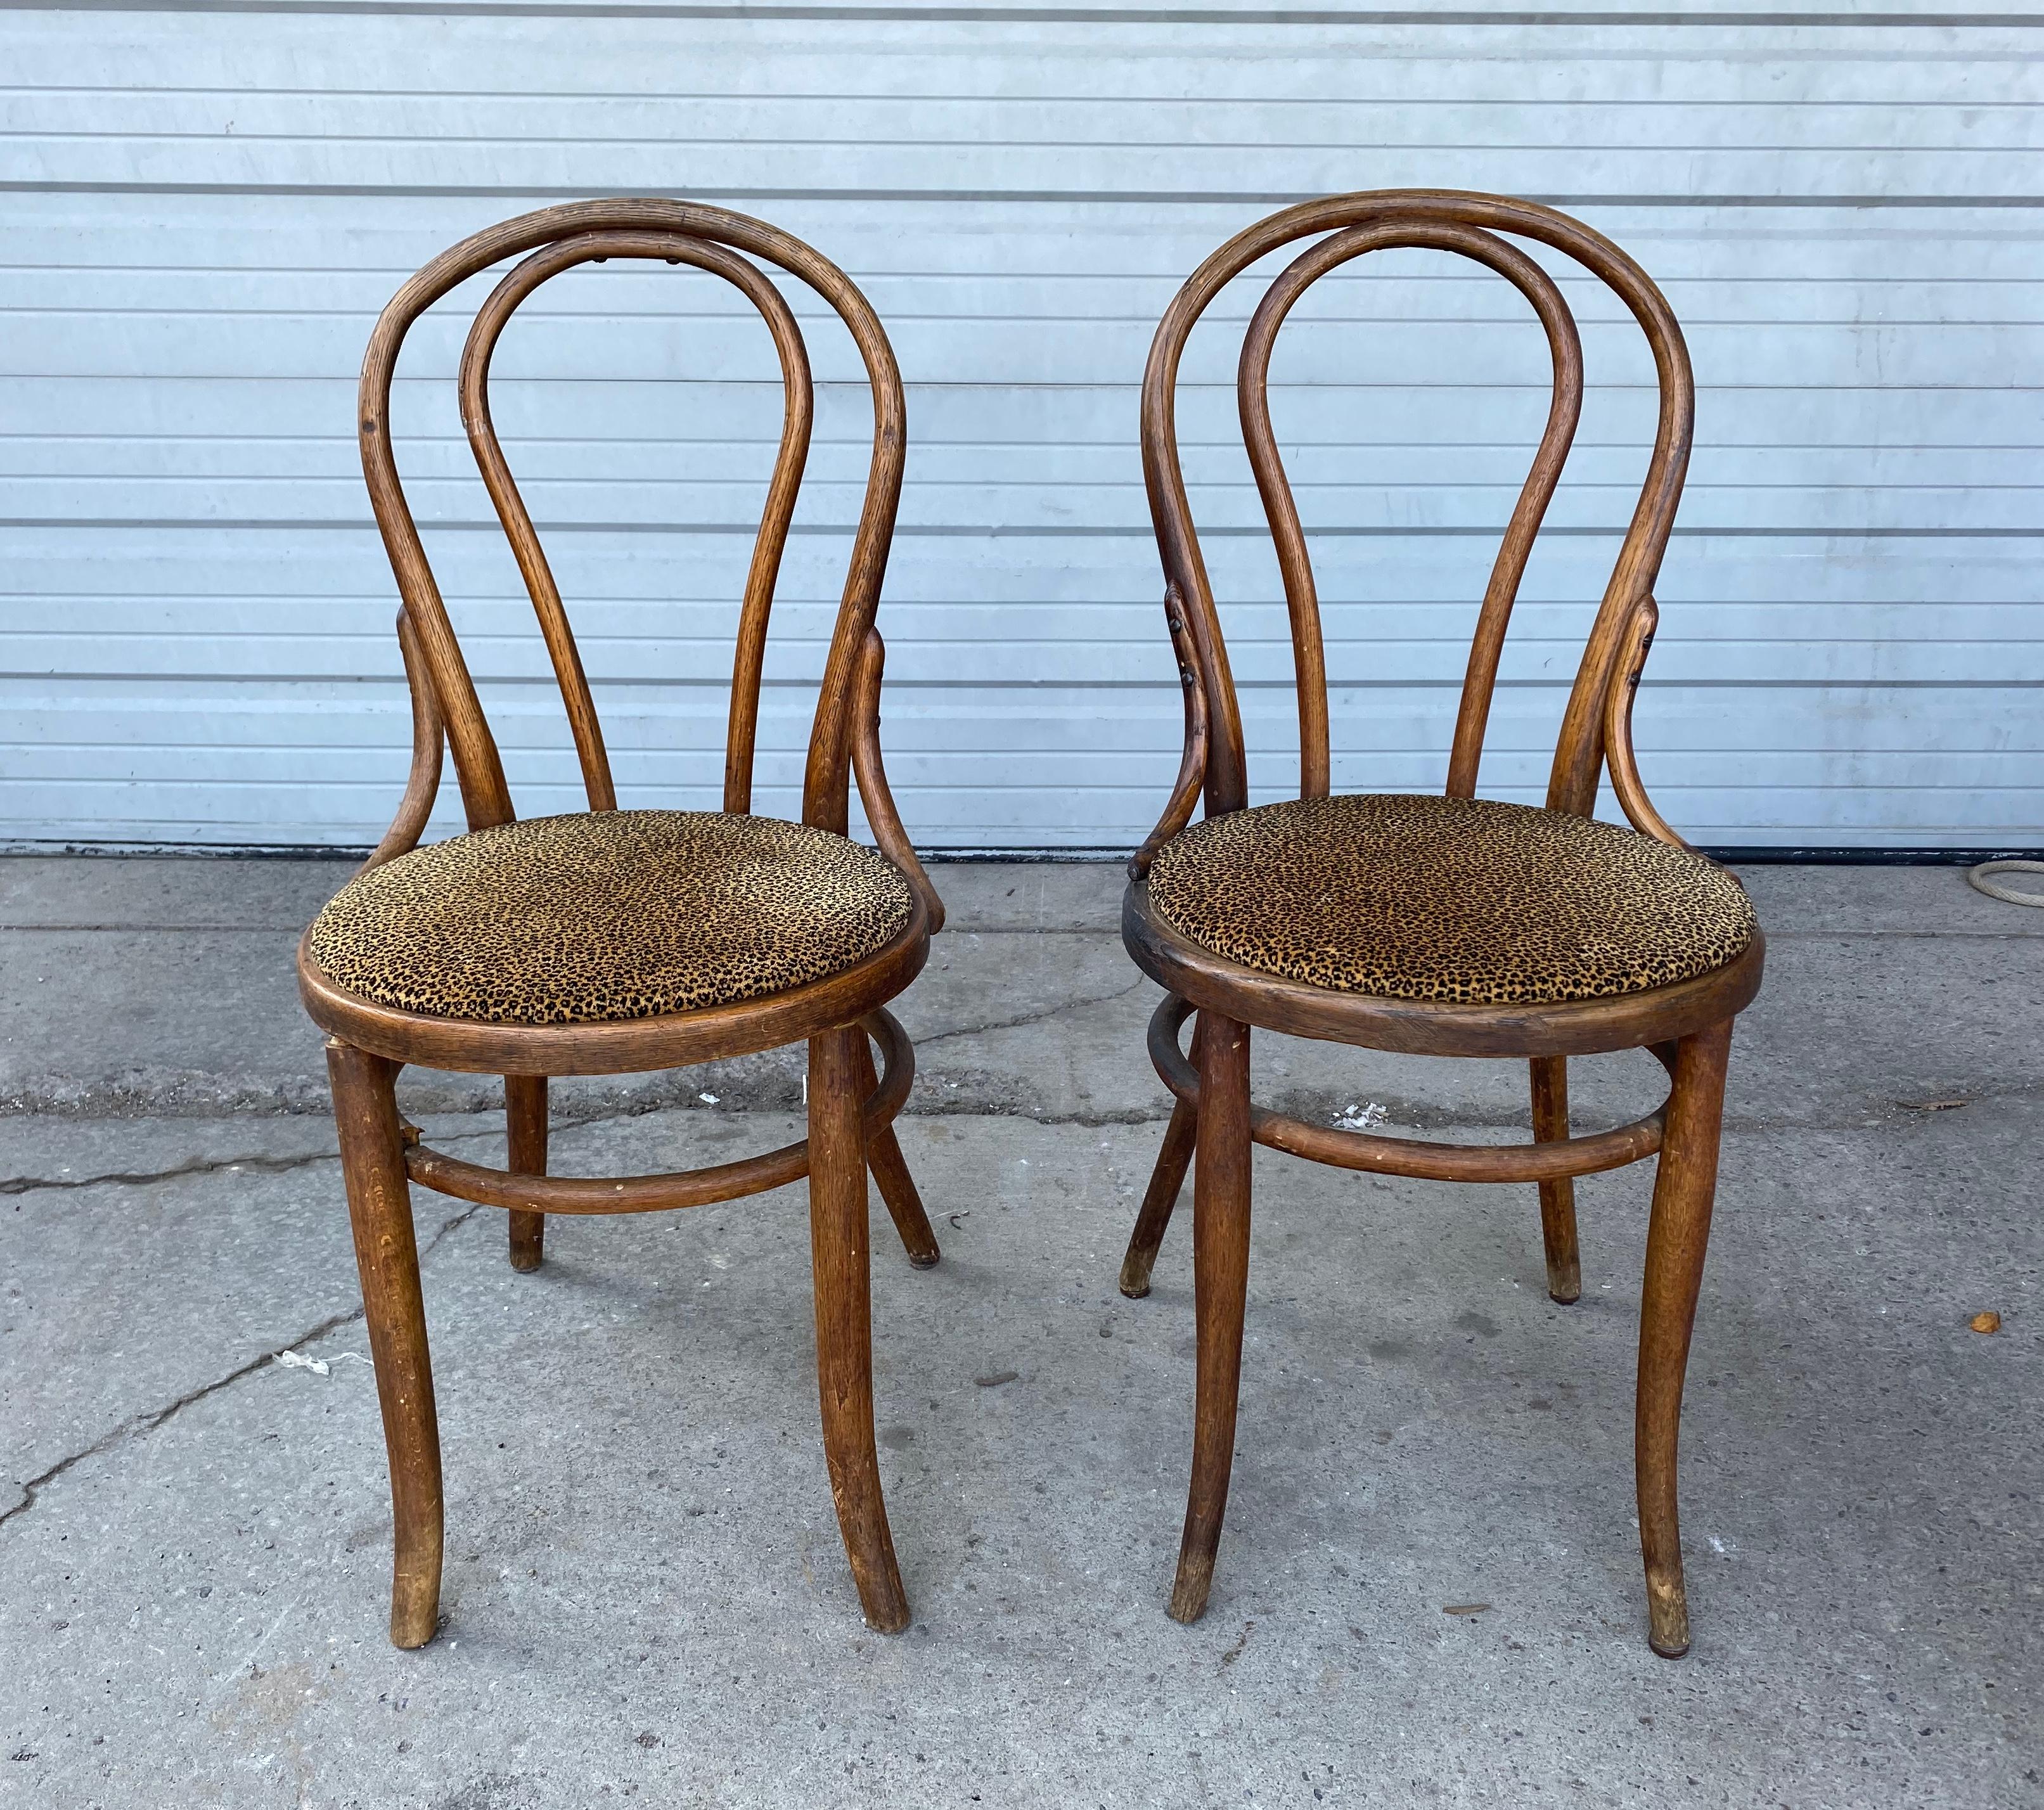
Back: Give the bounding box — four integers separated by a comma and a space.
809, 1025, 912, 1632
1121, 1093, 1199, 1299
1636, 1018, 1733, 1659
328, 1039, 444, 1649
1168, 1011, 1251, 1623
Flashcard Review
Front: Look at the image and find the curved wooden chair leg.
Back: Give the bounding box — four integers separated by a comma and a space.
1120, 1094, 1198, 1299
1635, 1017, 1733, 1659
1530, 1055, 1581, 1303
809, 1025, 911, 1633
1170, 1011, 1252, 1624
327, 1038, 444, 1650
855, 1032, 939, 1268
505, 1074, 547, 1272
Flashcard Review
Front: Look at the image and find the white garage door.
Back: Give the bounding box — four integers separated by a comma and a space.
2, 3, 2038, 853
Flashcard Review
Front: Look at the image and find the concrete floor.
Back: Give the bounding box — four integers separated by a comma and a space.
1, 857, 2039, 1809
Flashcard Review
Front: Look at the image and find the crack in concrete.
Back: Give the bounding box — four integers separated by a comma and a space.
1, 1147, 333, 1197
913, 975, 1153, 1049
0, 1110, 643, 1198
0, 1202, 483, 1534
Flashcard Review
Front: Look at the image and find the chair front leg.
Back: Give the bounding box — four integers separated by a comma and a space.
1169, 1010, 1252, 1624
1530, 1055, 1581, 1303
808, 1024, 911, 1633
854, 1030, 939, 1268
1635, 1017, 1734, 1658
505, 1073, 547, 1272
326, 1038, 444, 1650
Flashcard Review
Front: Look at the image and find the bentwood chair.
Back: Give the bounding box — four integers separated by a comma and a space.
299, 201, 946, 1646
1117, 192, 1764, 1657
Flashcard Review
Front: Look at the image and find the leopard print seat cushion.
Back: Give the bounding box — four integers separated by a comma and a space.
1145, 793, 1754, 1006
306, 810, 915, 1025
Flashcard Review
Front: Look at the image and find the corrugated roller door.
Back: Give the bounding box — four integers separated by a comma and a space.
1, 3, 2037, 850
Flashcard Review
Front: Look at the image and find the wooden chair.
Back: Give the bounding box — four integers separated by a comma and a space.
299, 201, 946, 1648
1116, 191, 1764, 1658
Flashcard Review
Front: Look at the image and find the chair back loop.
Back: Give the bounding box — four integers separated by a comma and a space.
1141, 190, 1693, 823
358, 200, 907, 836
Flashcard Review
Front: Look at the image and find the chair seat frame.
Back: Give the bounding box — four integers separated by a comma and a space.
1116, 189, 1765, 1659
300, 200, 942, 1648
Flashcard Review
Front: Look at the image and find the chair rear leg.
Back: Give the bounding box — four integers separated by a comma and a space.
855, 1032, 939, 1268
506, 1074, 546, 1272
809, 1025, 912, 1632
1530, 1055, 1581, 1303
1120, 1094, 1198, 1299
1636, 1018, 1734, 1659
1169, 1011, 1252, 1624
327, 1038, 444, 1650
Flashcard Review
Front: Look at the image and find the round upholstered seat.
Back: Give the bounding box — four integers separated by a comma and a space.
1145, 793, 1755, 1007
306, 809, 915, 1025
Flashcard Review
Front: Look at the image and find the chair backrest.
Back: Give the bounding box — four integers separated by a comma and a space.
359, 200, 906, 837
1141, 190, 1694, 823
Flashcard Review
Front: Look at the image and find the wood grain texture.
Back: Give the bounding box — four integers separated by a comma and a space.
1124, 195, 1757, 1655
851, 626, 946, 934
1124, 878, 1763, 1061
305, 205, 936, 1649
1140, 189, 1692, 823
1235, 219, 1583, 802
1128, 581, 1211, 883
1530, 1055, 1582, 1304
399, 1007, 918, 1221
364, 608, 445, 871
1604, 596, 1693, 851
1168, 1009, 1252, 1626
807, 1024, 912, 1632
1145, 989, 1674, 1184
354, 196, 905, 840
327, 1038, 442, 1650
456, 229, 816, 818
854, 1025, 941, 1268
300, 894, 930, 1078
1118, 1093, 1197, 1300
504, 1072, 546, 1272
1636, 1018, 1735, 1659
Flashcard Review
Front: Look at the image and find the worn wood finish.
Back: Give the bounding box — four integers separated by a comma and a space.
309, 203, 937, 1647
1146, 991, 1673, 1185
1124, 193, 1758, 1655
808, 1024, 912, 1631
1127, 582, 1211, 883
1117, 1093, 1197, 1299
1125, 882, 1763, 1062
1530, 1056, 1581, 1304
1237, 221, 1583, 801
505, 1073, 547, 1272
1604, 598, 1692, 852
357, 197, 906, 837
855, 1027, 941, 1268
1169, 1010, 1252, 1624
365, 609, 444, 871
302, 897, 930, 1079
1636, 1018, 1733, 1659
326, 1039, 442, 1650
400, 1011, 923, 1223
459, 229, 817, 818
851, 627, 946, 933
1140, 189, 1692, 823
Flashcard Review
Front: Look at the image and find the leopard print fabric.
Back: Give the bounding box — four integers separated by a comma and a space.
306, 809, 914, 1025
1146, 793, 1754, 1006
